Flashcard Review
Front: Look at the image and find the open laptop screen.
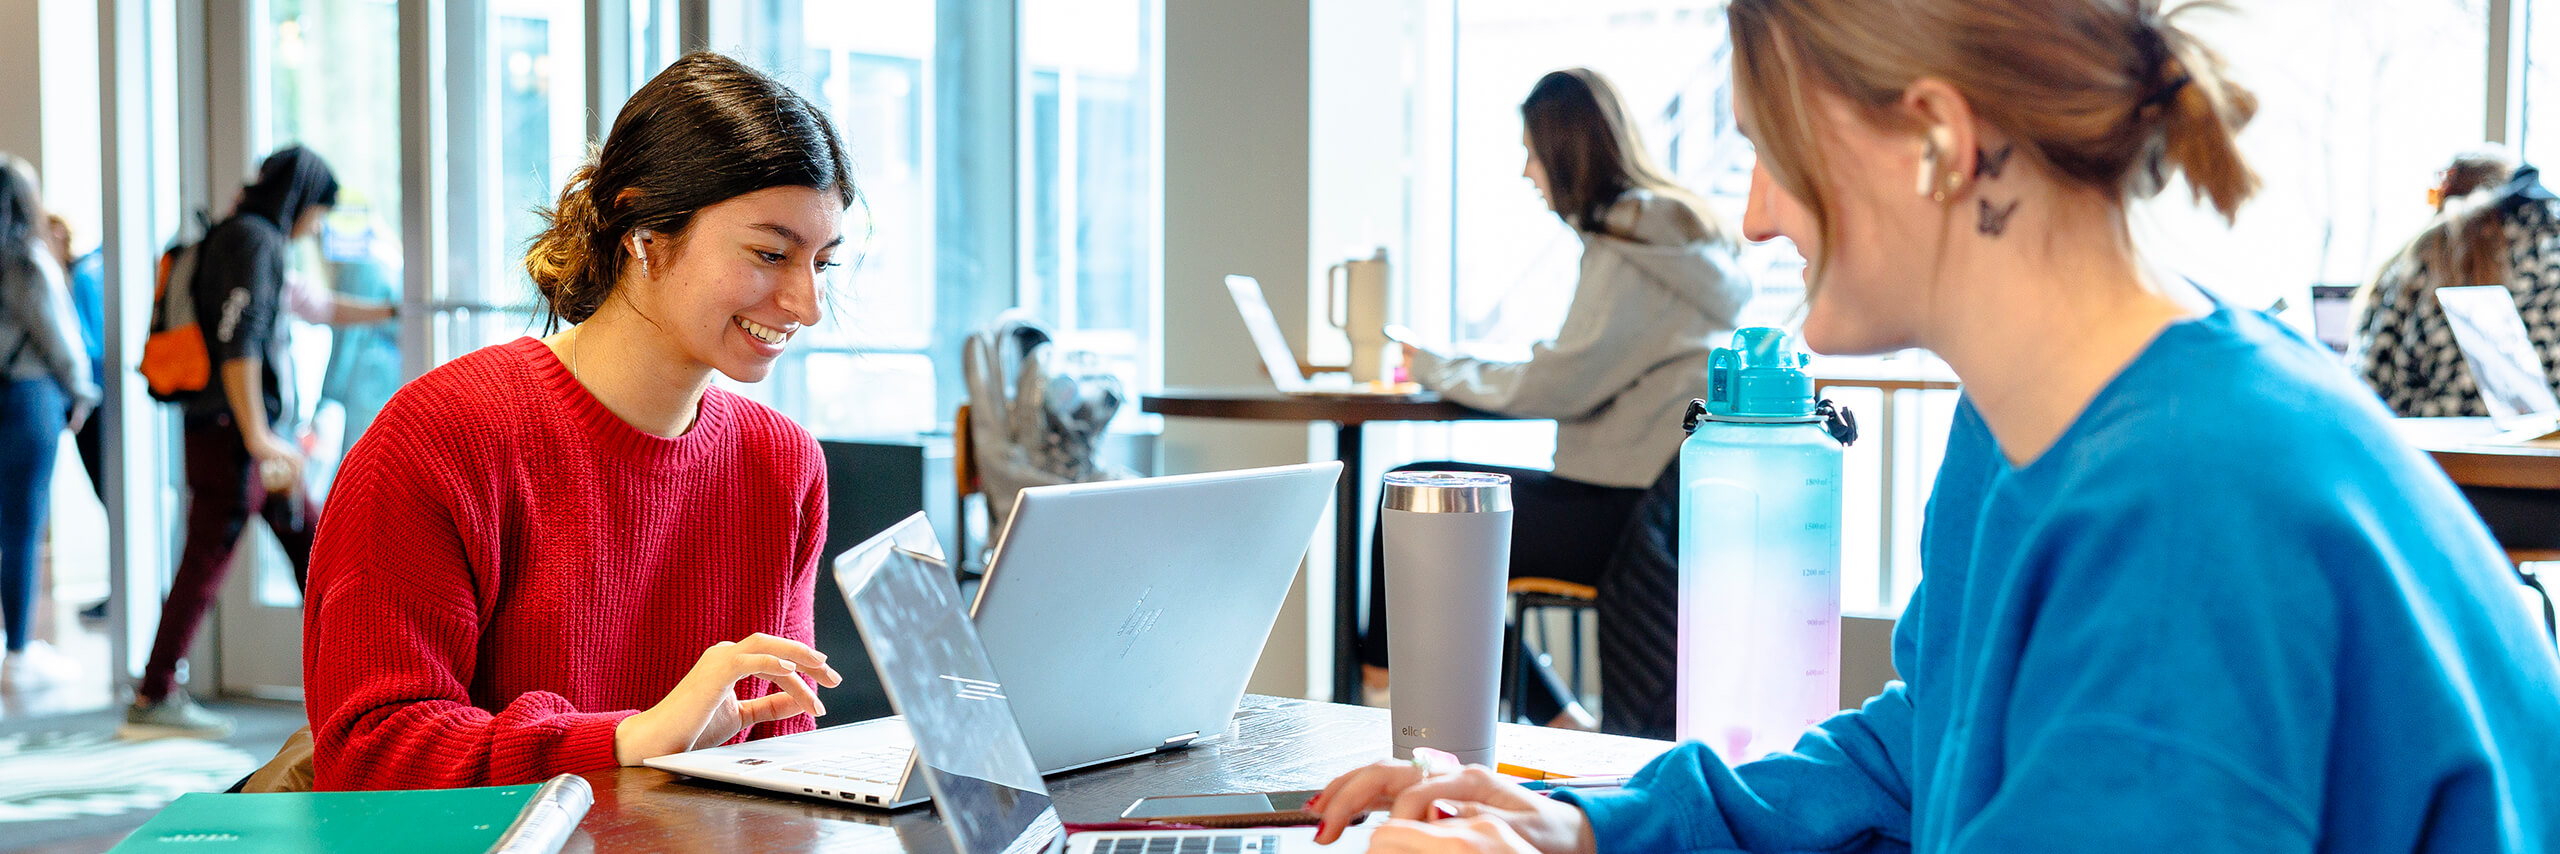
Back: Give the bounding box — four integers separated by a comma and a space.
1226, 275, 1310, 393
844, 547, 1063, 854
2308, 284, 2357, 355
2436, 285, 2560, 428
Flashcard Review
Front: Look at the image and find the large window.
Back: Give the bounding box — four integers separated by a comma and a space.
1025, 0, 1161, 424
2523, 0, 2560, 176
2137, 0, 2488, 315
432, 0, 589, 359
709, 0, 1162, 438
266, 0, 403, 487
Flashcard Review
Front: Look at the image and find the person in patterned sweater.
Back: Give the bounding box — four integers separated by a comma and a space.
2351, 148, 2560, 416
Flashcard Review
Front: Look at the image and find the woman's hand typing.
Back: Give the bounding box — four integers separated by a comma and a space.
1310, 761, 1596, 854
614, 632, 844, 766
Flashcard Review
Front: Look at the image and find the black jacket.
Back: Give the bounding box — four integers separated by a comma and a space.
184, 146, 338, 426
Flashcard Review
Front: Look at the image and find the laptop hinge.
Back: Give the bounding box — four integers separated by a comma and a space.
1162, 731, 1202, 749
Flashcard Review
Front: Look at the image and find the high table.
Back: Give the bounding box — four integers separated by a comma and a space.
1141, 391, 1516, 704
2394, 417, 2560, 491
567, 695, 1673, 853
2393, 417, 2560, 555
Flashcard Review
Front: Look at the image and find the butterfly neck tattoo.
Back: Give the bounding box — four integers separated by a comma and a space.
1973, 144, 2018, 237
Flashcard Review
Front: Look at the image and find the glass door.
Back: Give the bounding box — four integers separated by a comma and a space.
434, 0, 588, 360
216, 0, 407, 698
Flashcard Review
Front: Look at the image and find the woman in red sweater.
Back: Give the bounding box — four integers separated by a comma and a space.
301, 52, 857, 790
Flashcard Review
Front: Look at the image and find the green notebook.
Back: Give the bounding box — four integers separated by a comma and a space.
110, 774, 593, 854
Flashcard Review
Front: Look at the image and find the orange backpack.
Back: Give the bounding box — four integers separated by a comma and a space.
138, 232, 209, 402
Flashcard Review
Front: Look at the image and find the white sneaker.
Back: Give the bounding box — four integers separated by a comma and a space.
118, 689, 236, 740
0, 640, 82, 691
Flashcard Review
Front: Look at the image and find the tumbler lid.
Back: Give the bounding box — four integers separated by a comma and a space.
1382, 471, 1513, 513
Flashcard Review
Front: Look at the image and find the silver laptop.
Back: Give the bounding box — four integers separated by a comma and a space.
1226, 274, 1427, 399
645, 462, 1342, 808
843, 544, 1375, 854
2437, 285, 2560, 439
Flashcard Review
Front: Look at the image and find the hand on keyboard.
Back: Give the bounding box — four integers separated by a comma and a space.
615, 632, 846, 766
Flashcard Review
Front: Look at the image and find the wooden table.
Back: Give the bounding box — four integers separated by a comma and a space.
567, 695, 1672, 853
1143, 391, 1518, 704
2394, 417, 2560, 491
2394, 417, 2560, 555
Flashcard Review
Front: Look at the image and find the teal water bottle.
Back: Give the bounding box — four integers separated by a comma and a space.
1676, 328, 1855, 763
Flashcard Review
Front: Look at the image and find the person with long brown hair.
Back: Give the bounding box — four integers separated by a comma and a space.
298, 52, 852, 790
2352, 147, 2560, 416
1310, 1, 2558, 850
0, 155, 98, 691
1364, 67, 1750, 728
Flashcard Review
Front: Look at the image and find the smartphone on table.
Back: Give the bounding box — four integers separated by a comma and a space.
1119, 790, 1324, 828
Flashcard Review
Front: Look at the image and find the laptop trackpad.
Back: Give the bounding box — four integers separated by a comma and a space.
650, 715, 911, 769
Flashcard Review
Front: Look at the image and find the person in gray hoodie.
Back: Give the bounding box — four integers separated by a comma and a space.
1363, 68, 1750, 727
0, 154, 100, 690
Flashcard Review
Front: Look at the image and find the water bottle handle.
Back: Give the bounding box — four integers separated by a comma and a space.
1684, 397, 1854, 445
1818, 399, 1858, 446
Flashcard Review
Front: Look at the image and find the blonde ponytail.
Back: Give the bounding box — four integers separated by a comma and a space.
2147, 7, 2259, 223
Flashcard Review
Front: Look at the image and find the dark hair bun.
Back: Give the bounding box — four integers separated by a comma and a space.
523, 51, 857, 327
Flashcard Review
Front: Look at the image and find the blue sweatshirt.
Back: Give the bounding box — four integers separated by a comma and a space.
1559, 304, 2560, 851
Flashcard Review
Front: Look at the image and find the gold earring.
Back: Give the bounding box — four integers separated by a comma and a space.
1937, 168, 1963, 203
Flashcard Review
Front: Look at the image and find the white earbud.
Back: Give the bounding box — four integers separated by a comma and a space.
630, 230, 652, 276
1916, 126, 1960, 201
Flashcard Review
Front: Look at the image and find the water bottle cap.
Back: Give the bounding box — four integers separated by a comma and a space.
1382, 471, 1514, 514
1703, 327, 1817, 419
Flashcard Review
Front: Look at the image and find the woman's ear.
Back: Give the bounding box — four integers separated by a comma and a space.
1902, 78, 1979, 202
630, 229, 653, 278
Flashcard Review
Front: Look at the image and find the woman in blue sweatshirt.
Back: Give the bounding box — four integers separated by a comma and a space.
1309, 0, 2560, 850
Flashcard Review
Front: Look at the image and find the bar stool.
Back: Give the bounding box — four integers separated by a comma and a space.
1501, 577, 1598, 723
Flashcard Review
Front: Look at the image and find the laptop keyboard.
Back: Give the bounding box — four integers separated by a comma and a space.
1089, 835, 1274, 854
784, 746, 910, 784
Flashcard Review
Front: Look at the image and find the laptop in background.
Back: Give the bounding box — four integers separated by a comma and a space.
843, 545, 1374, 854
646, 462, 1342, 809
2436, 284, 2560, 441
2308, 284, 2359, 355
1225, 275, 1427, 399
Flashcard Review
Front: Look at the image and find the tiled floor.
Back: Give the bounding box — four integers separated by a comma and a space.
5, 439, 117, 726
0, 697, 307, 854
0, 605, 116, 726
0, 440, 283, 854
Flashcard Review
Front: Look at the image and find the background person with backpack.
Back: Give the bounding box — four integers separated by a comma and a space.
0, 155, 100, 691
122, 146, 394, 739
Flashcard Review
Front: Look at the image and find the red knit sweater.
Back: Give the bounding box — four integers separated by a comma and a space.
303, 337, 827, 791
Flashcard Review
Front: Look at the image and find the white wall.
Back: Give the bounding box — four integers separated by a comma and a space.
1163, 0, 1325, 699
0, 1, 40, 173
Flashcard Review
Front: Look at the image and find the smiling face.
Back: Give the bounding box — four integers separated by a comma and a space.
624, 185, 845, 383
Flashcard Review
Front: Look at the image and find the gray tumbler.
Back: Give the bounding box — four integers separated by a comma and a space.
1382, 471, 1513, 766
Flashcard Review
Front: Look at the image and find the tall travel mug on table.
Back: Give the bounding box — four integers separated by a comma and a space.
1382, 471, 1513, 767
